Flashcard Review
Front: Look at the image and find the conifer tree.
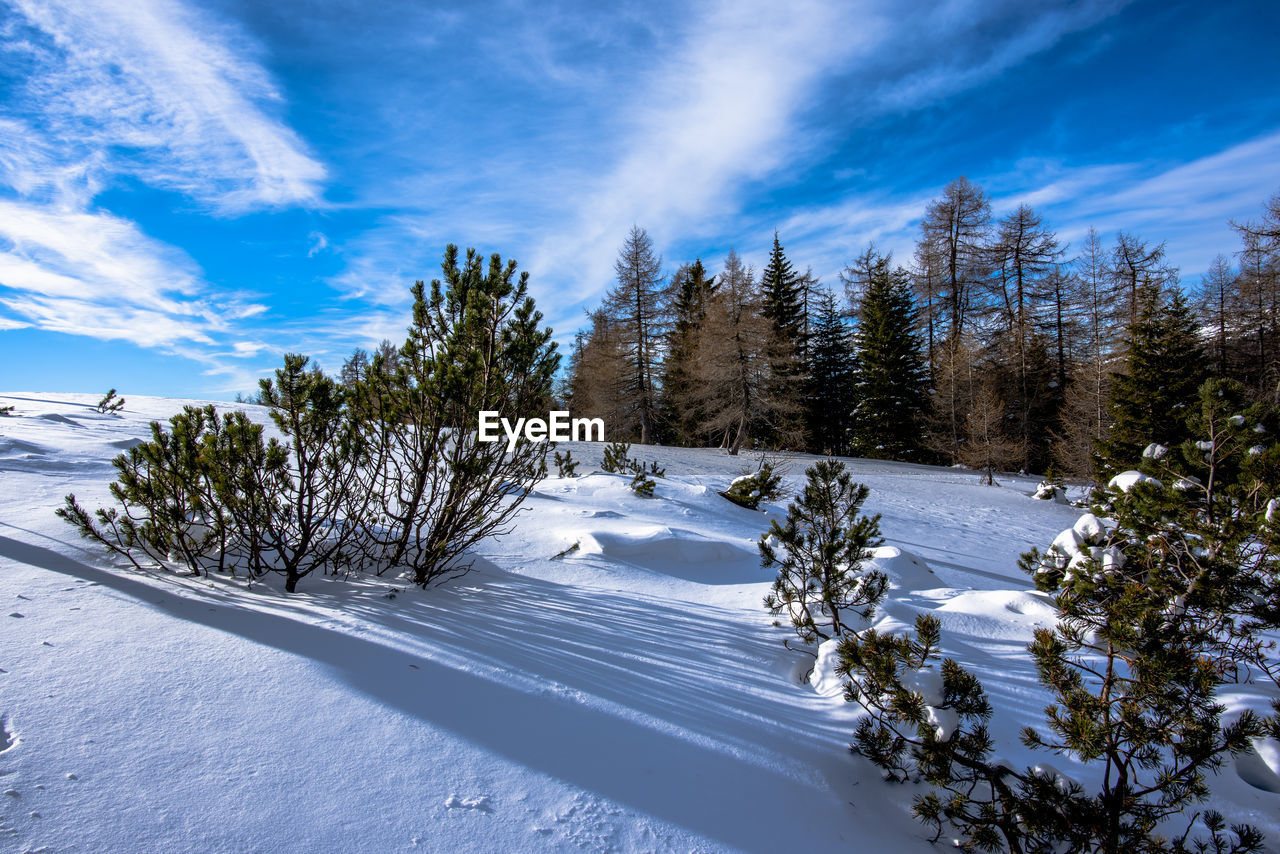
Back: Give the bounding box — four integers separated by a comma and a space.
688, 250, 782, 454
839, 385, 1279, 852
759, 232, 807, 447
602, 225, 665, 444
660, 259, 716, 445
804, 290, 856, 455
1097, 283, 1206, 477
761, 459, 887, 644
353, 246, 559, 586
850, 254, 929, 460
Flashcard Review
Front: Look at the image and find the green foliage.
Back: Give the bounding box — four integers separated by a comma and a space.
601, 439, 665, 487
720, 458, 784, 510
96, 388, 125, 414
849, 256, 929, 460
61, 243, 562, 594
601, 440, 631, 473
629, 468, 656, 497
1096, 284, 1206, 478
660, 259, 717, 445
760, 459, 886, 643
553, 449, 579, 477
804, 291, 856, 455
348, 245, 560, 587
58, 405, 232, 576
0, 404, 14, 416
840, 377, 1278, 853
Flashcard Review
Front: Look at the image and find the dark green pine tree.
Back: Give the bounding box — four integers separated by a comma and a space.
659, 259, 716, 445
1096, 282, 1206, 477
850, 258, 929, 460
804, 290, 856, 455
760, 232, 807, 447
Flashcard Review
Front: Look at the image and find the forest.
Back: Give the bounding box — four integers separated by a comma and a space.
564, 177, 1280, 481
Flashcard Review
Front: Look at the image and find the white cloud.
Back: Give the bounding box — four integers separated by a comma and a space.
526, 0, 875, 304
9, 0, 325, 212
0, 199, 262, 347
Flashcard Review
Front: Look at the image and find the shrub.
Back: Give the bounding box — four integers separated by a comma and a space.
554, 449, 579, 477
721, 458, 784, 509
96, 389, 125, 414
760, 459, 886, 644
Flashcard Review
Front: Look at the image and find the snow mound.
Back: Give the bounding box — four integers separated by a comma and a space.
579, 527, 754, 565
0, 438, 47, 456
1234, 738, 1280, 794
810, 638, 845, 697
866, 546, 940, 592
38, 412, 82, 426
936, 589, 1058, 623
1108, 470, 1161, 492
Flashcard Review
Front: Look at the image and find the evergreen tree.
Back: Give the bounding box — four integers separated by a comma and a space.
838, 382, 1280, 852
759, 232, 807, 447
804, 290, 856, 455
761, 459, 887, 644
352, 246, 559, 586
688, 250, 782, 454
659, 259, 717, 445
850, 255, 929, 460
1097, 283, 1206, 477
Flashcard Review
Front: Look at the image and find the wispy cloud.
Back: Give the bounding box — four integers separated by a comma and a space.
0, 199, 262, 346
7, 0, 325, 212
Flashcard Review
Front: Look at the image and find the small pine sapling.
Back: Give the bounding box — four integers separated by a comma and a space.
554, 449, 579, 477
0, 404, 13, 416
601, 440, 631, 473
96, 388, 125, 414
760, 459, 887, 643
629, 468, 656, 497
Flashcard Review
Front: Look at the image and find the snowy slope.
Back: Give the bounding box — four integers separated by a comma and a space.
1, 393, 1277, 853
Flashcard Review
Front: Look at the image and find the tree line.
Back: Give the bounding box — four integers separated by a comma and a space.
566, 183, 1280, 479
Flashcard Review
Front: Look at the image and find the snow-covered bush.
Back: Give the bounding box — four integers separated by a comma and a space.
600, 439, 665, 493
760, 459, 886, 644
839, 378, 1279, 853
720, 459, 783, 510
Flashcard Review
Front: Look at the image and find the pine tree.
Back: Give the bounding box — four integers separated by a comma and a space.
353, 246, 559, 586
987, 205, 1064, 473
760, 459, 887, 644
804, 290, 856, 455
759, 232, 807, 447
660, 259, 717, 445
839, 384, 1280, 852
1097, 283, 1206, 477
850, 254, 929, 461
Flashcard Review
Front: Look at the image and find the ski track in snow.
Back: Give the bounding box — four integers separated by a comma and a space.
0, 392, 1277, 853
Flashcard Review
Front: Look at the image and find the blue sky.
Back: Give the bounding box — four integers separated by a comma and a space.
1, 0, 1277, 398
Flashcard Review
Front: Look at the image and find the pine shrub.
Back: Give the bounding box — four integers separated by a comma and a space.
760, 459, 886, 643
96, 388, 125, 414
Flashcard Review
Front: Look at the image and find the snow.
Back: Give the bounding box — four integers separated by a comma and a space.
1, 392, 1277, 852
1107, 469, 1162, 492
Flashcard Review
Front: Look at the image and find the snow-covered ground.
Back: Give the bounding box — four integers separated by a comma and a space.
1, 392, 1277, 853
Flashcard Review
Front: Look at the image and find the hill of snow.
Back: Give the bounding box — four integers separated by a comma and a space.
1, 392, 1277, 852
